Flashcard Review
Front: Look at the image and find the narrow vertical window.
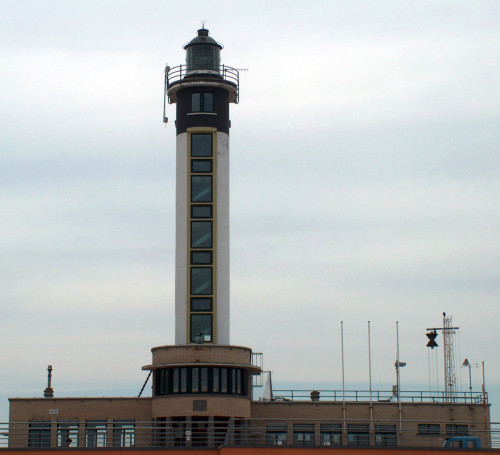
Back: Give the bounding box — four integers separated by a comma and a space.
190, 268, 212, 295
190, 314, 212, 342
191, 93, 201, 112
201, 368, 208, 393
180, 368, 187, 393
191, 134, 213, 156
191, 176, 212, 202
192, 367, 199, 392
221, 368, 228, 393
203, 93, 213, 112
191, 221, 212, 248
173, 368, 179, 393
213, 368, 220, 393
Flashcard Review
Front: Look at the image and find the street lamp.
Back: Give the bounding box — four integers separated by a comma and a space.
462, 358, 478, 402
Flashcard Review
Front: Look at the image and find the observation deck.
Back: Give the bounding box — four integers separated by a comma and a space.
165, 64, 239, 104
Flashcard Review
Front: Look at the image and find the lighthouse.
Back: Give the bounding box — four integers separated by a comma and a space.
165, 28, 239, 346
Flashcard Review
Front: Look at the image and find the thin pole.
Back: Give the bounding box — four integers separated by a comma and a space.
368, 321, 372, 401
341, 321, 346, 437
341, 321, 345, 402
443, 313, 448, 400
468, 364, 472, 401
482, 361, 487, 434
368, 321, 373, 432
396, 321, 402, 433
396, 321, 400, 402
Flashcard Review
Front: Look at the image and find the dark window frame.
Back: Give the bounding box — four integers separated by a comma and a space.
445, 424, 468, 436
190, 221, 213, 249
57, 421, 79, 448
85, 421, 107, 448
418, 423, 441, 435
191, 175, 213, 203
113, 420, 135, 448
191, 92, 214, 113
190, 313, 213, 342
191, 133, 213, 157
154, 367, 248, 397
28, 421, 51, 448
191, 205, 213, 219
191, 250, 213, 265
190, 267, 213, 295
191, 159, 213, 173
191, 297, 213, 312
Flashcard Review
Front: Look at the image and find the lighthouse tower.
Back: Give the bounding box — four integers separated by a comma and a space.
142, 29, 259, 426
165, 28, 238, 345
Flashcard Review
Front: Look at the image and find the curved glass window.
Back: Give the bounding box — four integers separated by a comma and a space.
186, 45, 220, 72
154, 367, 248, 397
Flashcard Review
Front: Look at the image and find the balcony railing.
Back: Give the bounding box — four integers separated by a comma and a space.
1, 418, 497, 449
164, 64, 239, 104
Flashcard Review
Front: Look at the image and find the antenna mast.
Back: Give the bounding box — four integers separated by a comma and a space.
443, 312, 457, 400
426, 312, 460, 402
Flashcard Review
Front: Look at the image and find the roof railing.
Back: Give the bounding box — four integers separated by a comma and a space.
269, 389, 487, 404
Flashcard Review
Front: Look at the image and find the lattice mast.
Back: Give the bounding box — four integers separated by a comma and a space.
442, 312, 458, 399
426, 312, 460, 401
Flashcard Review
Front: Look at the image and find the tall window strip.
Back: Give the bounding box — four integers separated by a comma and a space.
188, 132, 215, 343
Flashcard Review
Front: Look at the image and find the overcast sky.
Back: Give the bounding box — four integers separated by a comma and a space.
1, 0, 499, 422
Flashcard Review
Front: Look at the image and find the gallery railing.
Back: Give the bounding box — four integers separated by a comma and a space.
164, 64, 239, 104
269, 389, 487, 404
1, 418, 497, 449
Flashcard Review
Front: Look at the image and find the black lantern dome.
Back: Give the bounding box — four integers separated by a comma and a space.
184, 28, 223, 73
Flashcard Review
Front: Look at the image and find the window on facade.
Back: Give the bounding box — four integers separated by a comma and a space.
180, 368, 187, 393
152, 417, 167, 448
236, 369, 242, 395
267, 423, 287, 446
155, 368, 168, 396
201, 367, 209, 393
190, 314, 212, 342
172, 417, 186, 448
446, 424, 468, 436
191, 205, 212, 219
173, 368, 179, 393
191, 134, 213, 157
213, 368, 220, 393
57, 421, 78, 447
375, 424, 397, 447
191, 221, 212, 248
28, 421, 51, 448
153, 366, 247, 397
293, 424, 315, 446
86, 421, 107, 447
191, 251, 212, 265
191, 297, 212, 311
190, 267, 212, 295
192, 367, 200, 392
191, 176, 212, 202
113, 421, 135, 447
221, 368, 228, 393
348, 424, 369, 446
418, 424, 440, 435
191, 159, 212, 173
320, 423, 342, 446
191, 93, 214, 113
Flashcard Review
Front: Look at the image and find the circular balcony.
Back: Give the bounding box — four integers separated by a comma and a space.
165, 64, 239, 104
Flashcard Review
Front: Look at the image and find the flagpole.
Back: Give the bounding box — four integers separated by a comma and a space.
396, 321, 403, 432
368, 321, 373, 432
341, 321, 346, 436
